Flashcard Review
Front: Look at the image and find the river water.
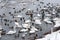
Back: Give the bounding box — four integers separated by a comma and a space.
0, 0, 60, 40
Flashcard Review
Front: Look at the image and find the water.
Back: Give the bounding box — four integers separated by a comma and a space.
0, 0, 60, 40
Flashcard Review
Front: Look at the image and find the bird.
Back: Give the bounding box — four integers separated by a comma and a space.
6, 30, 16, 35
6, 26, 16, 35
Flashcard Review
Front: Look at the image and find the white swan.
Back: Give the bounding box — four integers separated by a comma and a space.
29, 26, 38, 33
25, 20, 31, 23
22, 23, 30, 28
53, 17, 60, 27
44, 17, 52, 23
35, 19, 42, 24
6, 30, 16, 35
15, 22, 22, 28
6, 26, 16, 35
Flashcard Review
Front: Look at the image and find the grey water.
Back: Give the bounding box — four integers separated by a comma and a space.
0, 0, 60, 40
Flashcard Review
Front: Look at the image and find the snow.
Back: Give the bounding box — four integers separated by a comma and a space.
35, 30, 60, 40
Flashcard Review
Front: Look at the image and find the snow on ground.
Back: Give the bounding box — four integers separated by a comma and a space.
35, 30, 60, 40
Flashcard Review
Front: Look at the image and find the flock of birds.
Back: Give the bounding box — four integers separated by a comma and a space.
0, 0, 60, 40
